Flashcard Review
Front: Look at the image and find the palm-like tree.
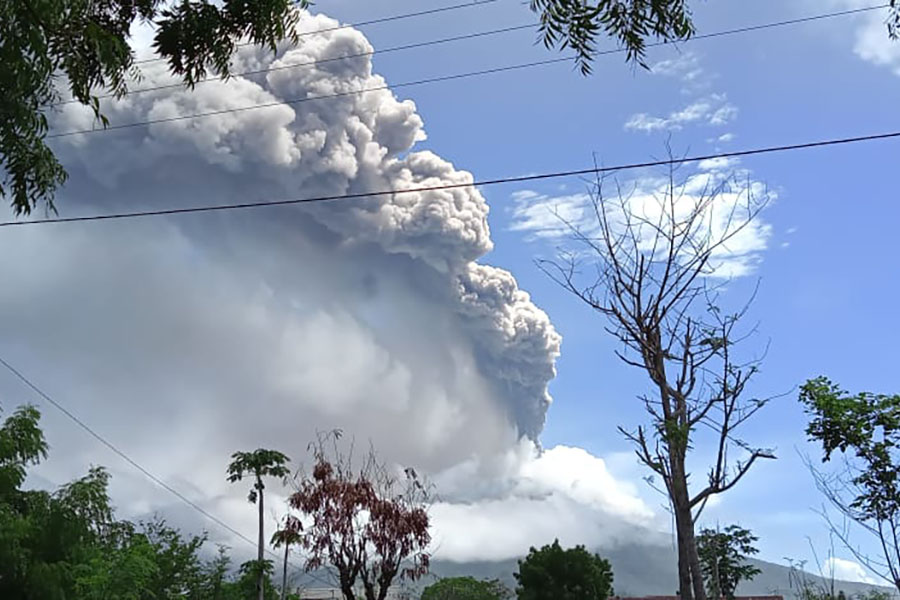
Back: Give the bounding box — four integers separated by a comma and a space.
227, 448, 291, 600
272, 524, 303, 600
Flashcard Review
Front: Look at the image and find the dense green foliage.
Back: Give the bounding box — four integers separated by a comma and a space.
529, 0, 900, 74
696, 525, 761, 600
421, 576, 512, 600
530, 0, 693, 72
801, 377, 900, 522
0, 404, 298, 600
514, 539, 614, 600
800, 377, 900, 590
227, 449, 291, 505
0, 0, 302, 216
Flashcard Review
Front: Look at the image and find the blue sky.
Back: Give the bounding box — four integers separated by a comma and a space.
3, 0, 899, 586
316, 0, 900, 578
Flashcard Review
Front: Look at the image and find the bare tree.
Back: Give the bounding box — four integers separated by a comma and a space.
284, 431, 432, 600
538, 156, 776, 600
808, 468, 900, 592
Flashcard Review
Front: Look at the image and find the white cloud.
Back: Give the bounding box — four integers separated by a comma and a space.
822, 557, 880, 585
844, 2, 900, 76
507, 192, 593, 239
697, 156, 738, 171
630, 53, 736, 138
428, 444, 660, 562
651, 52, 705, 82
508, 162, 773, 278
709, 103, 739, 126
649, 52, 712, 94
824, 1, 900, 75
625, 94, 738, 133
854, 16, 900, 75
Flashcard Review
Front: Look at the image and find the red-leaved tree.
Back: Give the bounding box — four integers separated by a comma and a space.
283, 432, 431, 600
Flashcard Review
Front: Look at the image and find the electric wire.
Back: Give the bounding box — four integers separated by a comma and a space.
51, 23, 537, 106
132, 0, 499, 67
7, 130, 899, 228
46, 4, 890, 140
0, 353, 331, 587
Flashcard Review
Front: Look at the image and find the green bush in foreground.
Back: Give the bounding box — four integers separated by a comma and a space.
422, 576, 512, 600
514, 539, 614, 600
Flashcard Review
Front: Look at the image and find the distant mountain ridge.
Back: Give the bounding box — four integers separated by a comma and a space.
421, 541, 896, 600
280, 524, 897, 599
293, 539, 897, 599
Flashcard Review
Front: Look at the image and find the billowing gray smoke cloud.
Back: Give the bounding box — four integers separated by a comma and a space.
43, 10, 560, 448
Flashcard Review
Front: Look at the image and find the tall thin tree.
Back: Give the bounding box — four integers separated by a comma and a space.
272, 522, 302, 600
538, 159, 776, 600
696, 524, 761, 599
227, 448, 291, 600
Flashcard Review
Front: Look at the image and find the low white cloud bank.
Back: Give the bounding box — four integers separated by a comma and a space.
821, 557, 880, 585
0, 7, 655, 564
429, 444, 658, 562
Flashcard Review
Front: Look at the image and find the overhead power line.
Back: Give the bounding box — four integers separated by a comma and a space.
0, 353, 326, 584
46, 4, 889, 140
52, 23, 537, 106
62, 3, 888, 106
8, 130, 899, 228
47, 56, 570, 139
133, 0, 499, 67
0, 355, 253, 544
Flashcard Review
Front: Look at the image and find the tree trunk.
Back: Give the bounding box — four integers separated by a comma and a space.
281, 542, 289, 600
258, 481, 265, 600
669, 444, 691, 600
676, 523, 692, 600
670, 445, 706, 600
377, 578, 391, 600
686, 529, 706, 600
363, 578, 376, 600
712, 545, 721, 599
340, 579, 356, 600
